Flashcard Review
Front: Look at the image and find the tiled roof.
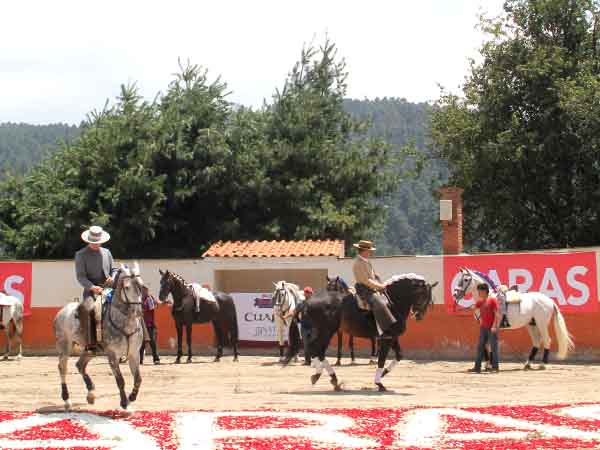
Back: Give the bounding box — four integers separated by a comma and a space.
202, 240, 345, 258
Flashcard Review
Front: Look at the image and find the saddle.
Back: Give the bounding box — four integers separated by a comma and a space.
78, 289, 113, 351
189, 283, 218, 313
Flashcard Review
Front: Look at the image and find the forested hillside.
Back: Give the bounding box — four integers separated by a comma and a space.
344, 98, 446, 255
0, 123, 80, 176
0, 99, 443, 256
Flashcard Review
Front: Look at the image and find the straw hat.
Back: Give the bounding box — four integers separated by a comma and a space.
81, 225, 110, 244
353, 240, 376, 251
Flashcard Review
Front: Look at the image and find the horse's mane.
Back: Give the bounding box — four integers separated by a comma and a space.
471, 269, 498, 292
275, 281, 300, 292
167, 270, 187, 286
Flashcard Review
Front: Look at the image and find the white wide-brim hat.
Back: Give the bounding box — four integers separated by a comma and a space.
81, 226, 110, 244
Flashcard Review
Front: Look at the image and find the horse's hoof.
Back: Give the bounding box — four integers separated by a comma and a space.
129, 392, 138, 403
120, 399, 129, 410
524, 363, 532, 370
538, 364, 546, 371
64, 400, 72, 411
213, 357, 221, 363
333, 383, 343, 392
334, 360, 341, 367
233, 356, 239, 362
2, 355, 8, 361
350, 359, 357, 366
175, 357, 181, 364
369, 359, 376, 365
186, 358, 192, 364
16, 355, 22, 361
86, 391, 96, 405
381, 368, 390, 378
376, 382, 387, 392
311, 373, 321, 385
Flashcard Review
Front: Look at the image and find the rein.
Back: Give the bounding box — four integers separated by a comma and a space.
106, 273, 143, 349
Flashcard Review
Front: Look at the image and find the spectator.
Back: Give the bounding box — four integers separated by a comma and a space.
140, 285, 162, 365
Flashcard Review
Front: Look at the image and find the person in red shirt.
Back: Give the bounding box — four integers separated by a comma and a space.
140, 285, 163, 365
468, 283, 500, 373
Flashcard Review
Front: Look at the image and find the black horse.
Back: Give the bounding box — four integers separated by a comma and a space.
158, 269, 239, 363
326, 276, 382, 366
286, 275, 437, 391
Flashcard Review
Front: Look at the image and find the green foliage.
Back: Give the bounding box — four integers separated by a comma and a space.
431, 0, 600, 251
0, 42, 404, 258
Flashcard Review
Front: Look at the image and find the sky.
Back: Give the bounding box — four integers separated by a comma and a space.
0, 0, 505, 125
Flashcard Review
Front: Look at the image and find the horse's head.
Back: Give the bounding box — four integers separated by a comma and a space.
114, 262, 144, 308
158, 269, 174, 302
326, 276, 350, 294
271, 281, 300, 317
412, 280, 438, 320
453, 267, 493, 302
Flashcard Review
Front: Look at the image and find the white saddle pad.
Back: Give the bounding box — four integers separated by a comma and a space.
190, 283, 217, 303
384, 273, 425, 286
506, 290, 522, 304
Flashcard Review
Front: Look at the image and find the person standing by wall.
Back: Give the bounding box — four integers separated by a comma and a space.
140, 285, 162, 365
468, 283, 500, 373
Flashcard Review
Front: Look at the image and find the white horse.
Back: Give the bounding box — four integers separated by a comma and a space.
0, 292, 24, 360
272, 281, 304, 362
53, 263, 145, 410
453, 267, 574, 369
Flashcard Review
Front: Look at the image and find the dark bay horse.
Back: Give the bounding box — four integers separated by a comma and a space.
158, 270, 239, 363
286, 275, 437, 391
327, 276, 399, 366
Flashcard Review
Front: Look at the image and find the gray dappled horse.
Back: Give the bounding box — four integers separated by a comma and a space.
285, 274, 437, 392
158, 269, 239, 363
0, 293, 24, 360
54, 263, 145, 410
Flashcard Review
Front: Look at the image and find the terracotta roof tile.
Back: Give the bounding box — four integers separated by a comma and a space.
202, 240, 345, 258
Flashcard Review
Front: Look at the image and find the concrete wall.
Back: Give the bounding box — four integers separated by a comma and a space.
5, 248, 600, 360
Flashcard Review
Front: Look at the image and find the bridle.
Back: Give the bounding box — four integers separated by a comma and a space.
273, 284, 293, 318
106, 268, 143, 340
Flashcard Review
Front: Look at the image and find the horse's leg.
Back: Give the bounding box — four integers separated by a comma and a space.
107, 352, 129, 410
375, 339, 391, 392
57, 339, 72, 410
350, 335, 356, 365
14, 318, 23, 360
538, 323, 552, 370
276, 316, 286, 362
335, 329, 342, 366
186, 322, 193, 363
382, 338, 402, 379
127, 343, 142, 403
212, 320, 223, 362
3, 326, 9, 360
75, 351, 96, 405
369, 337, 378, 365
175, 321, 183, 364
525, 325, 542, 370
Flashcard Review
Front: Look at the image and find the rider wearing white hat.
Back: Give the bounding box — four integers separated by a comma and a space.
75, 226, 118, 352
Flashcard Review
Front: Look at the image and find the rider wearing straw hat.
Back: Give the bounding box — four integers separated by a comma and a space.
352, 240, 397, 338
75, 226, 118, 352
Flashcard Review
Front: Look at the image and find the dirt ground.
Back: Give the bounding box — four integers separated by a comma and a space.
1, 354, 599, 411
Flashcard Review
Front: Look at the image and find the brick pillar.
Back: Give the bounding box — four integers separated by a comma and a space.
439, 187, 464, 254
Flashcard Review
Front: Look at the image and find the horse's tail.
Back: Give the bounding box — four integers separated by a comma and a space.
553, 304, 574, 359
283, 314, 301, 366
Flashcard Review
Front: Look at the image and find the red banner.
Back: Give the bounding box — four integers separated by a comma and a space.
444, 252, 598, 314
0, 262, 32, 316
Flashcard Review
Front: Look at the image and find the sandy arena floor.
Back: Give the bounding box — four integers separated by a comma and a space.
1, 355, 599, 411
